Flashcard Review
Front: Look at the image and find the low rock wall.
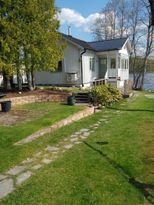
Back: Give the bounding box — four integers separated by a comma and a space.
15, 106, 95, 145
3, 93, 70, 106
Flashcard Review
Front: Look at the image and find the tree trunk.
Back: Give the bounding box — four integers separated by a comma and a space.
26, 71, 33, 91
31, 68, 35, 90
17, 67, 22, 91
2, 71, 10, 91
9, 75, 15, 90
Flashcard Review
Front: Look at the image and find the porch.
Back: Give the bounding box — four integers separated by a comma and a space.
97, 52, 129, 81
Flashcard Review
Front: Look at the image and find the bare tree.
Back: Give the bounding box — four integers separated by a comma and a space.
92, 0, 128, 40
92, 0, 154, 90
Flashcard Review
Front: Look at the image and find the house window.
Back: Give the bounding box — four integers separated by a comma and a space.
125, 59, 127, 69
56, 61, 63, 72
90, 57, 95, 71
121, 59, 125, 69
111, 58, 116, 69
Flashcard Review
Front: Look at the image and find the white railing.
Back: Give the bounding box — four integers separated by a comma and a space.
92, 78, 105, 86
108, 69, 117, 78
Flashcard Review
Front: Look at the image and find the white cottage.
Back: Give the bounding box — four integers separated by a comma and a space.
35, 33, 131, 89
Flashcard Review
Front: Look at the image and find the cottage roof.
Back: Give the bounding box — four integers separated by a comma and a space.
61, 33, 94, 50
88, 38, 128, 52
61, 33, 129, 52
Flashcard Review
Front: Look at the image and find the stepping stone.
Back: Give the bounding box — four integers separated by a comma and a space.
70, 134, 78, 138
16, 171, 32, 186
63, 144, 73, 149
83, 132, 90, 137
74, 132, 82, 135
70, 138, 79, 142
0, 178, 14, 199
45, 146, 59, 152
74, 141, 81, 145
7, 166, 26, 176
22, 158, 34, 164
42, 158, 53, 164
31, 164, 43, 170
0, 174, 7, 181
80, 136, 87, 139
35, 152, 43, 157
93, 126, 98, 129
80, 129, 89, 132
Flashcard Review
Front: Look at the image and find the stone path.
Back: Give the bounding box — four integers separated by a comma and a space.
0, 110, 122, 200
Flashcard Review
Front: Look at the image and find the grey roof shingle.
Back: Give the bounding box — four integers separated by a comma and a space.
61, 33, 128, 52
88, 38, 128, 52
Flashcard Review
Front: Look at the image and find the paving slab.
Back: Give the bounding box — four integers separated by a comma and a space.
16, 171, 32, 186
74, 141, 81, 144
0, 178, 14, 199
22, 158, 34, 164
34, 152, 43, 157
80, 136, 87, 139
70, 138, 79, 142
80, 128, 90, 132
42, 158, 53, 164
74, 131, 82, 135
7, 166, 26, 176
45, 146, 59, 152
31, 164, 43, 170
83, 132, 90, 137
63, 144, 73, 149
71, 134, 79, 138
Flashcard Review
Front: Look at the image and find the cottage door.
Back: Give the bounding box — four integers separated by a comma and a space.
99, 58, 107, 78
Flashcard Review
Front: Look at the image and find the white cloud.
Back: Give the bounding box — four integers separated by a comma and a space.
58, 8, 102, 33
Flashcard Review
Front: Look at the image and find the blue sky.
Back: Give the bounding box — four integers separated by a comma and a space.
55, 0, 108, 41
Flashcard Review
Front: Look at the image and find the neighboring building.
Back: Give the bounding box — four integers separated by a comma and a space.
35, 33, 131, 88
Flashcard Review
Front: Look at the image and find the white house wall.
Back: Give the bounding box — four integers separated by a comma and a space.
82, 51, 98, 86
35, 42, 81, 85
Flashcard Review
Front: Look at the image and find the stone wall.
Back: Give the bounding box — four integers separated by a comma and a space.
3, 93, 70, 106
15, 106, 95, 145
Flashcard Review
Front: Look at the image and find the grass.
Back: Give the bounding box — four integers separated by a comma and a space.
0, 102, 85, 173
0, 92, 154, 204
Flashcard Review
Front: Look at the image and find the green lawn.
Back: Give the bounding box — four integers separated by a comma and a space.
0, 92, 154, 205
0, 102, 85, 173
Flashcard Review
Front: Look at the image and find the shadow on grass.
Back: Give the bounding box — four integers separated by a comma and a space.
107, 107, 154, 113
83, 141, 154, 204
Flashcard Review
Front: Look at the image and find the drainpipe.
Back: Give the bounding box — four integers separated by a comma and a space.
80, 48, 86, 87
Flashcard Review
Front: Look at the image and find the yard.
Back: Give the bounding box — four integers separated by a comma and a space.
0, 92, 154, 204
0, 102, 85, 173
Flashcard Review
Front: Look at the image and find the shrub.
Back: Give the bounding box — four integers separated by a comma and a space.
90, 84, 122, 107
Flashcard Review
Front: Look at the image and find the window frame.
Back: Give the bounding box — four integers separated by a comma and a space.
110, 58, 116, 69
89, 57, 95, 72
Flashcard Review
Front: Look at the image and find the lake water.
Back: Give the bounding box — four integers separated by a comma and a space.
130, 72, 154, 91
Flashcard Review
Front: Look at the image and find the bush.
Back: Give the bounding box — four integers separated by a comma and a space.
90, 84, 122, 107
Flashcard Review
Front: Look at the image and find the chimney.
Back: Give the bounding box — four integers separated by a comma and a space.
68, 26, 72, 36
